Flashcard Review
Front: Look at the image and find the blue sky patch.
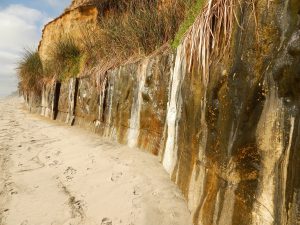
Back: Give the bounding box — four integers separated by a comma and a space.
0, 0, 71, 97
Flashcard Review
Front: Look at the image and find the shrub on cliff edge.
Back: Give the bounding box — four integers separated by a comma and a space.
80, 0, 196, 65
48, 37, 82, 81
17, 50, 43, 94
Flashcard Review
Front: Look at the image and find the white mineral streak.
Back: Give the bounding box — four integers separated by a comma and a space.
66, 78, 74, 123
50, 83, 56, 119
127, 60, 148, 148
228, 121, 239, 156
104, 71, 115, 137
280, 115, 295, 224
199, 88, 208, 161
41, 86, 46, 116
218, 184, 237, 225
188, 164, 207, 215
41, 85, 52, 118
213, 190, 221, 225
252, 77, 284, 225
98, 76, 108, 123
162, 44, 186, 175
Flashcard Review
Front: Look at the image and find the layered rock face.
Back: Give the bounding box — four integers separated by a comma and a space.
25, 0, 300, 224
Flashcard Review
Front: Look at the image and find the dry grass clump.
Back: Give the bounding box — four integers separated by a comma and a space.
81, 0, 195, 65
184, 0, 236, 81
78, 0, 236, 76
46, 37, 83, 81
18, 38, 84, 94
17, 50, 44, 94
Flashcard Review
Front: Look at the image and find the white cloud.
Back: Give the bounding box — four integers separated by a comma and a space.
0, 4, 49, 97
0, 5, 44, 51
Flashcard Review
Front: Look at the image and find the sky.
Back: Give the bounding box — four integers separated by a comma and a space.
0, 0, 71, 97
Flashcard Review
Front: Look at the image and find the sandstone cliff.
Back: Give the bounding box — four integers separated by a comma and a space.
38, 4, 98, 61
26, 0, 300, 224
69, 0, 93, 9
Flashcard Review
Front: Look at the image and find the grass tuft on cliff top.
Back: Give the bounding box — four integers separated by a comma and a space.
17, 50, 43, 94
80, 0, 196, 64
47, 37, 82, 82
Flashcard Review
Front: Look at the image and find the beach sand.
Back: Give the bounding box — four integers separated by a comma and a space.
0, 97, 192, 225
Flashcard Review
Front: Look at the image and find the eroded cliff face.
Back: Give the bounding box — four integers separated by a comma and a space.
168, 1, 300, 224
26, 0, 300, 224
69, 0, 93, 10
38, 4, 98, 61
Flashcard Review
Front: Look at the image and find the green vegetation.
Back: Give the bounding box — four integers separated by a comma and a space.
48, 37, 82, 81
17, 50, 43, 94
18, 38, 83, 93
81, 0, 196, 63
172, 0, 206, 49
18, 0, 207, 93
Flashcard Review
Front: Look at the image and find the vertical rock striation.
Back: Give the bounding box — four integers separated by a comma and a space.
24, 0, 300, 224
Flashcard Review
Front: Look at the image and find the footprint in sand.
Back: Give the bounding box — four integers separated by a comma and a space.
111, 156, 119, 161
64, 166, 77, 181
49, 160, 59, 167
10, 189, 18, 195
133, 186, 141, 196
88, 154, 95, 164
55, 150, 61, 156
2, 209, 9, 214
101, 218, 112, 225
20, 220, 28, 225
110, 172, 122, 182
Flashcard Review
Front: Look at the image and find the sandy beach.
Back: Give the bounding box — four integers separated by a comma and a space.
0, 97, 192, 225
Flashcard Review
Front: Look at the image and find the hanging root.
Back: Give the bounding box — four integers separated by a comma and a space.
182, 0, 237, 84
